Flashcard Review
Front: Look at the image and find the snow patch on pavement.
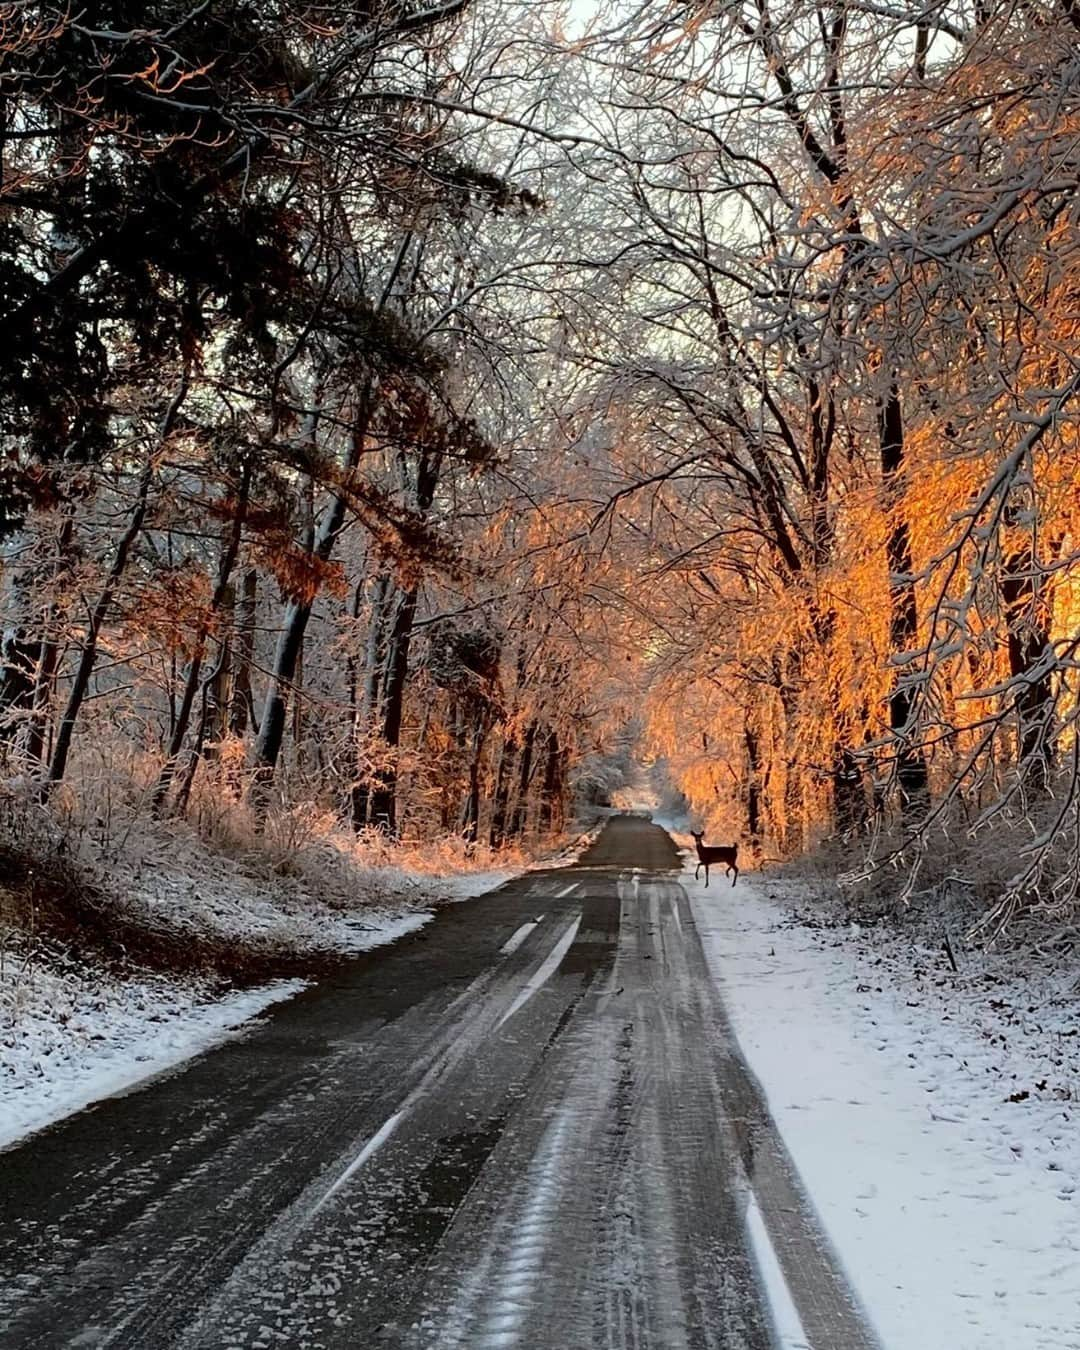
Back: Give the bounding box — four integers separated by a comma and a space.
497, 916, 582, 1029
688, 868, 1080, 1350
0, 906, 431, 1153
744, 1194, 811, 1350
312, 1110, 405, 1215
0, 961, 305, 1152
500, 917, 544, 955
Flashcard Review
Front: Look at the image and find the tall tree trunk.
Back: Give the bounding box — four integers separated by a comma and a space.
351, 572, 392, 829
22, 509, 77, 765
254, 404, 370, 782
460, 708, 489, 844
229, 568, 258, 739
204, 589, 233, 757
173, 633, 232, 816
1001, 529, 1056, 791
363, 448, 442, 835
833, 741, 868, 834
539, 728, 567, 835
744, 716, 764, 856
489, 732, 516, 848
153, 468, 249, 811
774, 652, 804, 856
45, 454, 157, 795
880, 386, 930, 810
253, 599, 308, 783
509, 720, 537, 838
367, 585, 418, 835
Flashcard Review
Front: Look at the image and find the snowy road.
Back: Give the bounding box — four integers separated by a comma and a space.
0, 817, 877, 1349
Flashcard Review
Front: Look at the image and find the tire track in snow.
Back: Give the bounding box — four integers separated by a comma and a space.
407, 873, 771, 1350
495, 916, 582, 1029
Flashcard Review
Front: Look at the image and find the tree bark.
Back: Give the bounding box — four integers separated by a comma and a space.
508, 720, 537, 839
362, 447, 442, 835
1001, 536, 1056, 791
350, 572, 392, 829
833, 742, 868, 835
880, 387, 930, 811
253, 405, 369, 782
173, 634, 231, 816
489, 732, 516, 847
228, 568, 258, 739
744, 717, 764, 855
539, 728, 567, 835
45, 455, 157, 795
460, 708, 489, 844
153, 467, 249, 811
774, 652, 804, 856
367, 585, 418, 835
21, 510, 78, 766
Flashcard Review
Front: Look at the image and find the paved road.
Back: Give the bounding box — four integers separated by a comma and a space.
0, 816, 878, 1349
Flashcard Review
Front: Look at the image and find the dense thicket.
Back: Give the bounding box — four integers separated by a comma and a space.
0, 0, 607, 847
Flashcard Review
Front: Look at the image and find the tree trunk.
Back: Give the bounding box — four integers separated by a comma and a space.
460, 708, 489, 844
1001, 534, 1056, 791
489, 733, 516, 848
362, 448, 442, 835
228, 568, 257, 739
744, 717, 764, 856
22, 510, 77, 766
45, 454, 157, 795
254, 398, 371, 783
173, 634, 232, 816
539, 728, 567, 835
351, 572, 392, 830
833, 742, 868, 835
253, 599, 308, 782
367, 585, 418, 835
880, 386, 930, 810
774, 652, 804, 856
204, 594, 233, 756
508, 720, 537, 838
153, 469, 248, 811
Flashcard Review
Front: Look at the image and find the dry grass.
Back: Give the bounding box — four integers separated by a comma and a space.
0, 742, 542, 988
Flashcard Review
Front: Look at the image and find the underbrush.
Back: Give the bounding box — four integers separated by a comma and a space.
778, 797, 1080, 961
0, 765, 537, 990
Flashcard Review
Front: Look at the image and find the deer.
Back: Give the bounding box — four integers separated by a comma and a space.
690, 831, 739, 887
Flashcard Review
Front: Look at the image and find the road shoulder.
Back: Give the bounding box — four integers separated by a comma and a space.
688, 867, 1080, 1350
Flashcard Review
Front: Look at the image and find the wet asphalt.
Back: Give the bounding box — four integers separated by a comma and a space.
0, 815, 879, 1349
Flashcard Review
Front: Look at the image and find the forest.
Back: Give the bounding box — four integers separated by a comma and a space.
2, 0, 1080, 933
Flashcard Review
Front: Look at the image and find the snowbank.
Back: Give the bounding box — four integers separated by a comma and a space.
0, 953, 305, 1152
688, 865, 1080, 1350
87, 821, 518, 959
0, 853, 516, 1153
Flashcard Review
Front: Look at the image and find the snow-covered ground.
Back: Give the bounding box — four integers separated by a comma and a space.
97, 827, 517, 957
0, 959, 306, 1152
687, 862, 1080, 1350
0, 861, 513, 1154
0, 794, 603, 1157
